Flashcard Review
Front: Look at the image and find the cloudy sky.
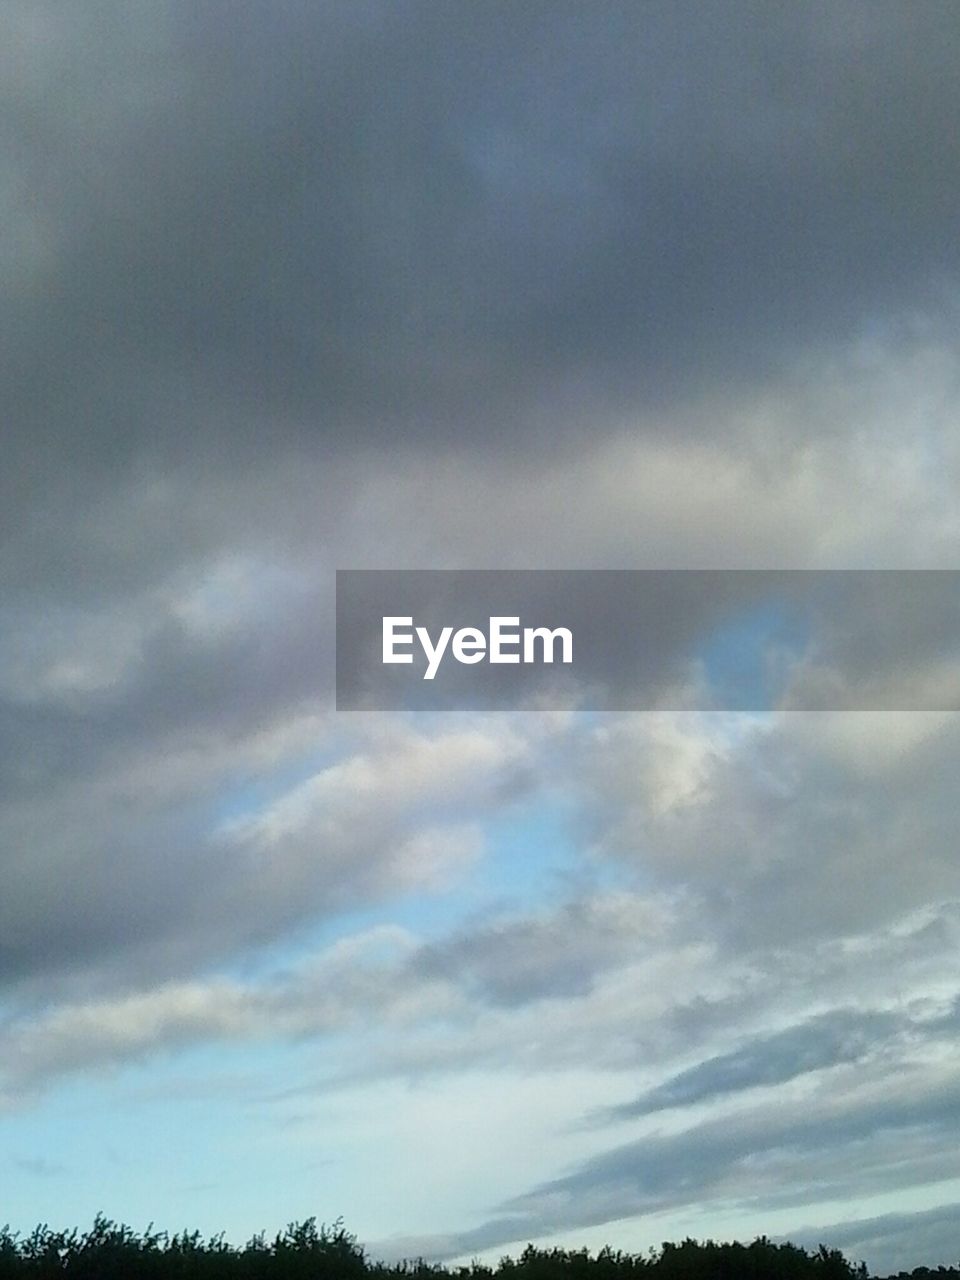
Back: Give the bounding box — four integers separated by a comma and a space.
3, 1, 960, 1272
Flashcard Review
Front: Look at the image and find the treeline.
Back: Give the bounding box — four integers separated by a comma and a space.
0, 1216, 945, 1280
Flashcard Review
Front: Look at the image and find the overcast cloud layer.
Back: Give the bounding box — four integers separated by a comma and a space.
3, 2, 960, 1273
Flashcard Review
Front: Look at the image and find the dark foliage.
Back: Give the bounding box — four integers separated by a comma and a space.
0, 1217, 942, 1280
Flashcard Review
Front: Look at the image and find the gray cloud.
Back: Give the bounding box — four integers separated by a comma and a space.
410, 894, 668, 1008
5, 1, 960, 515
6, 870, 949, 1104
577, 712, 960, 948
789, 1202, 960, 1276
4, 0, 959, 605
598, 1009, 899, 1121
0, 717, 527, 995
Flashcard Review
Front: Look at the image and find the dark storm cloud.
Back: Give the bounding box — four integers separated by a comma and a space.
3, 0, 958, 900
5, 0, 960, 516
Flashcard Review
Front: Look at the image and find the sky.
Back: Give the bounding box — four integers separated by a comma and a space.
3, 0, 960, 1272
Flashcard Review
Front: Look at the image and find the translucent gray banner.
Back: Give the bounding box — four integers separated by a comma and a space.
335, 570, 960, 711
